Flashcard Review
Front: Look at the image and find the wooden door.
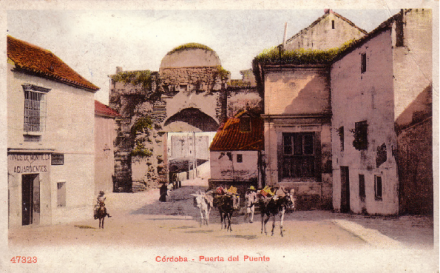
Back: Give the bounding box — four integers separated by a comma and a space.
340, 167, 350, 212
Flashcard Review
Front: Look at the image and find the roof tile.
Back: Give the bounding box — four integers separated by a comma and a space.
210, 113, 263, 151
95, 100, 120, 118
7, 36, 99, 91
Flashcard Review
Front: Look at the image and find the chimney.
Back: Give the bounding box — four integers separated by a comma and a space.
324, 9, 332, 14
116, 66, 123, 73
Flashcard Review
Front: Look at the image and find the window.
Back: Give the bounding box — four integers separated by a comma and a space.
353, 121, 368, 150
240, 116, 251, 132
396, 18, 404, 47
282, 133, 315, 178
374, 175, 382, 200
361, 53, 367, 73
22, 84, 50, 133
237, 154, 243, 163
332, 20, 335, 29
57, 182, 66, 207
338, 126, 344, 151
359, 174, 365, 201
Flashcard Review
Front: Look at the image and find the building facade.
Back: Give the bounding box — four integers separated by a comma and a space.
7, 36, 99, 227
255, 10, 366, 210
331, 9, 432, 215
261, 64, 333, 210
254, 9, 432, 214
94, 100, 120, 195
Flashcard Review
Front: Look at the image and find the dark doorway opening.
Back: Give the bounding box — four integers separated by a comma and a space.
22, 174, 40, 226
340, 166, 350, 213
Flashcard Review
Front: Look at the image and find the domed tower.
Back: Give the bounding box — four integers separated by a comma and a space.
158, 44, 229, 179
158, 43, 228, 132
159, 43, 227, 95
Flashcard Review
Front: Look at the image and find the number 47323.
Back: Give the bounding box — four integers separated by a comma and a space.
10, 256, 37, 263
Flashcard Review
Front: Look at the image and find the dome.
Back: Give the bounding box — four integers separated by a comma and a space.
160, 43, 221, 69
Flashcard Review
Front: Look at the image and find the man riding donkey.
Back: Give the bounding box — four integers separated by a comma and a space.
94, 191, 112, 219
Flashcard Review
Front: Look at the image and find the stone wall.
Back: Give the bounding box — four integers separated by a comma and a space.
226, 87, 261, 117
109, 65, 229, 191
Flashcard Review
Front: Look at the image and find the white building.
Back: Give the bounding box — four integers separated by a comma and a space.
95, 100, 120, 195
331, 9, 432, 215
209, 111, 264, 193
7, 36, 99, 227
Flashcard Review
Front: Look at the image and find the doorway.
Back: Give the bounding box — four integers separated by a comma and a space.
22, 174, 40, 225
340, 166, 350, 213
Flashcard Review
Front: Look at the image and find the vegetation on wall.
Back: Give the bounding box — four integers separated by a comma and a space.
131, 141, 153, 157
110, 70, 153, 89
130, 116, 154, 158
252, 39, 356, 97
131, 116, 153, 136
166, 43, 214, 55
215, 65, 230, 81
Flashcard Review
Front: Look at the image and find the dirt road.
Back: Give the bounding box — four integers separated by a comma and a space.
6, 178, 437, 272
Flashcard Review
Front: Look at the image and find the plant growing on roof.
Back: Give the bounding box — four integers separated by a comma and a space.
252, 39, 356, 97
166, 43, 214, 55
252, 39, 355, 66
215, 65, 230, 81
110, 70, 153, 90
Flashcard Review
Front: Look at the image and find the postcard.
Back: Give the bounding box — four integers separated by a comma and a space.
1, 0, 438, 272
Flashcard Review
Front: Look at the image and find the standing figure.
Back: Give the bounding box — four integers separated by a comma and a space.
159, 183, 168, 202
245, 186, 258, 223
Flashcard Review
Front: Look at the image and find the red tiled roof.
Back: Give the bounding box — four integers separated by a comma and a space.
210, 112, 264, 151
7, 36, 99, 91
95, 100, 120, 118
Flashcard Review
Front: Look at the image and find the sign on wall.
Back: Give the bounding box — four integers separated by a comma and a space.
51, 154, 64, 165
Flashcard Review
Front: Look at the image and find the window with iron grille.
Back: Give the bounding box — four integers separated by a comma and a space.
22, 84, 49, 133
282, 133, 315, 178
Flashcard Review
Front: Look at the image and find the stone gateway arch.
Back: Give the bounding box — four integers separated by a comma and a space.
109, 43, 232, 191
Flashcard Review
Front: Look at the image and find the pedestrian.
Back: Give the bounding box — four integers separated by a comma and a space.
245, 186, 258, 223
159, 183, 167, 202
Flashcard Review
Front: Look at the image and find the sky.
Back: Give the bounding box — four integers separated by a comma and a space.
8, 8, 401, 104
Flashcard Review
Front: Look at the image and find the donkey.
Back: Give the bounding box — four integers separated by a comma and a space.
213, 194, 239, 232
259, 193, 294, 237
96, 201, 111, 229
192, 191, 212, 226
